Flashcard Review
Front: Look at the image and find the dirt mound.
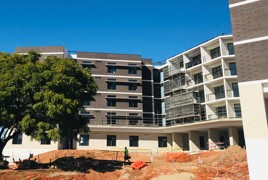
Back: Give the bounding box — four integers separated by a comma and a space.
0, 148, 248, 180
32, 150, 118, 163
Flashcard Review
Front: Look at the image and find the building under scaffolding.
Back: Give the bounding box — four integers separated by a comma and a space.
163, 57, 206, 125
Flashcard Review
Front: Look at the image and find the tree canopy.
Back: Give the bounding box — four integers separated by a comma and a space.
0, 51, 97, 158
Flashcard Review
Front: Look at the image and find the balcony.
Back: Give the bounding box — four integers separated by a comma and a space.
204, 72, 223, 82
206, 92, 225, 102
226, 90, 240, 98
186, 59, 202, 69
88, 119, 158, 127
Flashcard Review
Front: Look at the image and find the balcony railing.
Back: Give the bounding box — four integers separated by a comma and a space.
185, 59, 202, 69
204, 72, 223, 82
88, 119, 159, 127
206, 92, 225, 102
208, 112, 227, 120
226, 90, 240, 98
224, 69, 237, 76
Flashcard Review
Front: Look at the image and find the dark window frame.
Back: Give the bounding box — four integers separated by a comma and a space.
229, 62, 237, 76
234, 104, 242, 118
79, 134, 89, 146
193, 72, 203, 84
107, 66, 116, 74
210, 46, 221, 59
158, 136, 167, 147
84, 100, 90, 106
216, 106, 227, 118
107, 112, 116, 124
107, 135, 116, 146
212, 66, 223, 79
41, 137, 51, 145
107, 99, 116, 107
12, 133, 23, 144
129, 113, 138, 125
129, 99, 138, 108
227, 43, 235, 55
214, 85, 225, 99
107, 81, 116, 90
129, 83, 137, 91
128, 67, 137, 74
129, 136, 139, 147
232, 82, 240, 97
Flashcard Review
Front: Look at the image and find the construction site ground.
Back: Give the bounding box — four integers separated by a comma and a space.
0, 145, 249, 180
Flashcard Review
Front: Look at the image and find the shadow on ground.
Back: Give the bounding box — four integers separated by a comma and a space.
52, 156, 123, 173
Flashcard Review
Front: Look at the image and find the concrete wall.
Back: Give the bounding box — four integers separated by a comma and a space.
3, 134, 58, 161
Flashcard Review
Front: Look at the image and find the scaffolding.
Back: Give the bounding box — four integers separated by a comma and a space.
163, 61, 205, 125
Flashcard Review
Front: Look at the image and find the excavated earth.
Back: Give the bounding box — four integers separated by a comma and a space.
0, 145, 249, 180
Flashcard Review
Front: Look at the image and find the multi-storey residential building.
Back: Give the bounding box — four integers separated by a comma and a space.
4, 35, 245, 161
156, 35, 244, 151
74, 51, 155, 126
228, 1, 268, 179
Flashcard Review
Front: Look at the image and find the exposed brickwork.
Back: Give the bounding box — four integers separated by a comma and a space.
76, 52, 154, 124
230, 0, 268, 42
235, 40, 268, 82
77, 51, 141, 61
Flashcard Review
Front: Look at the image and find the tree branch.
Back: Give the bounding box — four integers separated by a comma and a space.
7, 126, 15, 138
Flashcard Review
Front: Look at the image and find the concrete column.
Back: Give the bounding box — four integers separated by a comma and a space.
239, 82, 268, 180
208, 129, 220, 150
172, 133, 183, 150
189, 131, 200, 152
228, 127, 238, 146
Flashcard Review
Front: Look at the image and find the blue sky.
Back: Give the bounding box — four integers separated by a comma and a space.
0, 0, 232, 63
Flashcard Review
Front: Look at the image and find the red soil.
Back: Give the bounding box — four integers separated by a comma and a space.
0, 145, 249, 180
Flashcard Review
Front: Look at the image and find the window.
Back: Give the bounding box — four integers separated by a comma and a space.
158, 136, 167, 147
12, 133, 22, 144
227, 43, 235, 55
192, 55, 201, 65
129, 113, 138, 125
216, 106, 227, 118
107, 81, 116, 90
229, 63, 237, 76
186, 54, 201, 68
107, 112, 116, 124
212, 66, 223, 79
128, 67, 137, 74
107, 66, 116, 74
129, 136, 139, 147
41, 136, 51, 145
232, 83, 239, 97
234, 104, 242, 118
214, 85, 225, 99
81, 61, 92, 70
84, 100, 90, 106
199, 136, 206, 149
129, 81, 137, 91
179, 60, 184, 68
79, 134, 89, 146
193, 90, 205, 103
107, 99, 116, 107
193, 72, 203, 84
107, 135, 116, 146
129, 99, 138, 108
210, 47, 221, 59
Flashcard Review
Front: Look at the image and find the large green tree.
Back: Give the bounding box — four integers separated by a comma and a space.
0, 52, 97, 159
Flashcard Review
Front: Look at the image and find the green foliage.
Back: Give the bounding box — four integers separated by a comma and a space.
0, 51, 97, 150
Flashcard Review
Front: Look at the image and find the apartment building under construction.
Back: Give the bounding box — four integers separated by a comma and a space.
4, 35, 245, 160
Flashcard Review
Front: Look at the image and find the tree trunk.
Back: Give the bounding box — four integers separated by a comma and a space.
0, 140, 9, 161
